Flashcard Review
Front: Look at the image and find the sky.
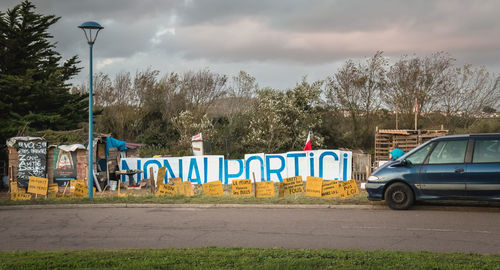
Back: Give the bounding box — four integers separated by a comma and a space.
2, 0, 500, 90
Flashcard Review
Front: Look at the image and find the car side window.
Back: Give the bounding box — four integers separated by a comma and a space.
428, 140, 467, 164
473, 139, 500, 163
406, 142, 435, 165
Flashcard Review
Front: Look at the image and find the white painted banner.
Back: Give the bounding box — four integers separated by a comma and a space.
120, 150, 352, 184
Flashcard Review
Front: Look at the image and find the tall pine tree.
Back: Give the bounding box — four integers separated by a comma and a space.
0, 1, 87, 153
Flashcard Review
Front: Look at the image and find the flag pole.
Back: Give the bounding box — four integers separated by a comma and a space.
414, 99, 418, 131
395, 104, 399, 130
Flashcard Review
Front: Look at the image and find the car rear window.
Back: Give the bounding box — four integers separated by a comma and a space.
473, 139, 500, 163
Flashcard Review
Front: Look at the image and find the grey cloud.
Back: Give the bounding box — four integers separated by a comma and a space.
2, 0, 500, 89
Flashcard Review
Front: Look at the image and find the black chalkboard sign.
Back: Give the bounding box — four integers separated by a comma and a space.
16, 141, 47, 187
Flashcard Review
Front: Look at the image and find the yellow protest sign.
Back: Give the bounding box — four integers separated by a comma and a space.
232, 179, 253, 197
339, 179, 360, 198
48, 184, 59, 197
203, 180, 224, 196
255, 181, 275, 198
169, 177, 182, 185
177, 181, 194, 196
71, 179, 85, 190
73, 184, 96, 197
11, 192, 32, 201
156, 167, 167, 186
27, 176, 48, 196
321, 180, 341, 198
305, 176, 323, 198
282, 176, 304, 196
10, 181, 24, 193
157, 184, 175, 196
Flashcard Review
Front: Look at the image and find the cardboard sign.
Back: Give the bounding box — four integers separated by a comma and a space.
176, 181, 194, 196
73, 184, 95, 197
10, 181, 23, 193
203, 180, 224, 196
305, 176, 323, 198
282, 176, 304, 196
48, 184, 59, 197
169, 177, 182, 185
27, 176, 48, 196
255, 181, 275, 198
71, 179, 85, 190
321, 180, 341, 198
340, 179, 360, 198
156, 167, 167, 186
11, 192, 32, 201
157, 184, 175, 196
232, 179, 252, 197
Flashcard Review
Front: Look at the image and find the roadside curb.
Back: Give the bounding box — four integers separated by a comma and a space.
1, 203, 499, 212
0, 203, 387, 210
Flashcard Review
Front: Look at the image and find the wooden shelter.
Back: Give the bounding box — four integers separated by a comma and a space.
374, 128, 448, 164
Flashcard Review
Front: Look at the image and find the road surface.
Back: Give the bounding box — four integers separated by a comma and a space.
1, 206, 499, 254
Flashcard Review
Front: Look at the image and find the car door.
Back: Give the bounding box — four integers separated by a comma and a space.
466, 138, 500, 198
419, 139, 468, 198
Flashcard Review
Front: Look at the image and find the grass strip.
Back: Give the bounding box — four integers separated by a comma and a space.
0, 247, 499, 270
0, 191, 374, 206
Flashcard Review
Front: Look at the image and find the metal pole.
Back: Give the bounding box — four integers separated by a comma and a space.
88, 42, 94, 199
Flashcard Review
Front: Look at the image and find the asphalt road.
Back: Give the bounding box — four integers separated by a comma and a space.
1, 206, 500, 254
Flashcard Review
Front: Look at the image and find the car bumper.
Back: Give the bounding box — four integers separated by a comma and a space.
365, 182, 386, 201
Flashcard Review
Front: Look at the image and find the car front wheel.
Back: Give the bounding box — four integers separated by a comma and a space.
384, 182, 414, 210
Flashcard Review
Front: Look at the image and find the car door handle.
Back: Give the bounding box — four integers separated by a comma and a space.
455, 168, 465, 173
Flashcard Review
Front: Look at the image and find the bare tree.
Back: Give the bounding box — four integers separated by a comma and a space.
326, 51, 387, 147
134, 68, 160, 107
113, 71, 132, 105
383, 52, 454, 128
92, 72, 113, 107
438, 65, 500, 130
181, 69, 227, 114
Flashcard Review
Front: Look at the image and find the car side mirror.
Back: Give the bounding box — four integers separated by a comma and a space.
393, 159, 410, 167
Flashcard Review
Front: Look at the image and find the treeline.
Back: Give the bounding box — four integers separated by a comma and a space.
74, 52, 500, 158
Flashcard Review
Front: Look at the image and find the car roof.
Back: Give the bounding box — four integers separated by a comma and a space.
432, 133, 500, 141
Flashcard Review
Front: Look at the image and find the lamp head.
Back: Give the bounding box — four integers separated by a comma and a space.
78, 21, 104, 44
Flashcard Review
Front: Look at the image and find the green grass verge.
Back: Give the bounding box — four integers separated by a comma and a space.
0, 191, 374, 206
0, 247, 499, 270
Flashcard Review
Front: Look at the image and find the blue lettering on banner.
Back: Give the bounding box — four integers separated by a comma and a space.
266, 155, 285, 182
318, 151, 339, 178
188, 158, 201, 184
245, 156, 265, 180
143, 160, 162, 182
287, 152, 306, 176
163, 159, 178, 184
309, 152, 315, 176
204, 157, 208, 183
120, 150, 351, 183
120, 159, 130, 182
343, 153, 348, 181
218, 157, 224, 183
224, 159, 244, 184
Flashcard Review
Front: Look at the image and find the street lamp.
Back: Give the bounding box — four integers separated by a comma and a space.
78, 21, 103, 199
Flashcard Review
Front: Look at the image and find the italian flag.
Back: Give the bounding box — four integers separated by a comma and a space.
303, 130, 312, 151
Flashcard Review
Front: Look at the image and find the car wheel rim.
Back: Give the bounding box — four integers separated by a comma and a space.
392, 190, 406, 203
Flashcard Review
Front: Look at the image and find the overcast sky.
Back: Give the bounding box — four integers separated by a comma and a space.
2, 0, 500, 89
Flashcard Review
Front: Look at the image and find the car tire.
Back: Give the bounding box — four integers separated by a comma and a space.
384, 183, 414, 210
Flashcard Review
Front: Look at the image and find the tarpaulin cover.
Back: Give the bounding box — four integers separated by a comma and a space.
106, 136, 127, 157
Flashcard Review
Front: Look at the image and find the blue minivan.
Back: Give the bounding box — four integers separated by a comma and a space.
366, 134, 500, 210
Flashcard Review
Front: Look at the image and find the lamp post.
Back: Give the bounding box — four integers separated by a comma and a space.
78, 21, 103, 199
